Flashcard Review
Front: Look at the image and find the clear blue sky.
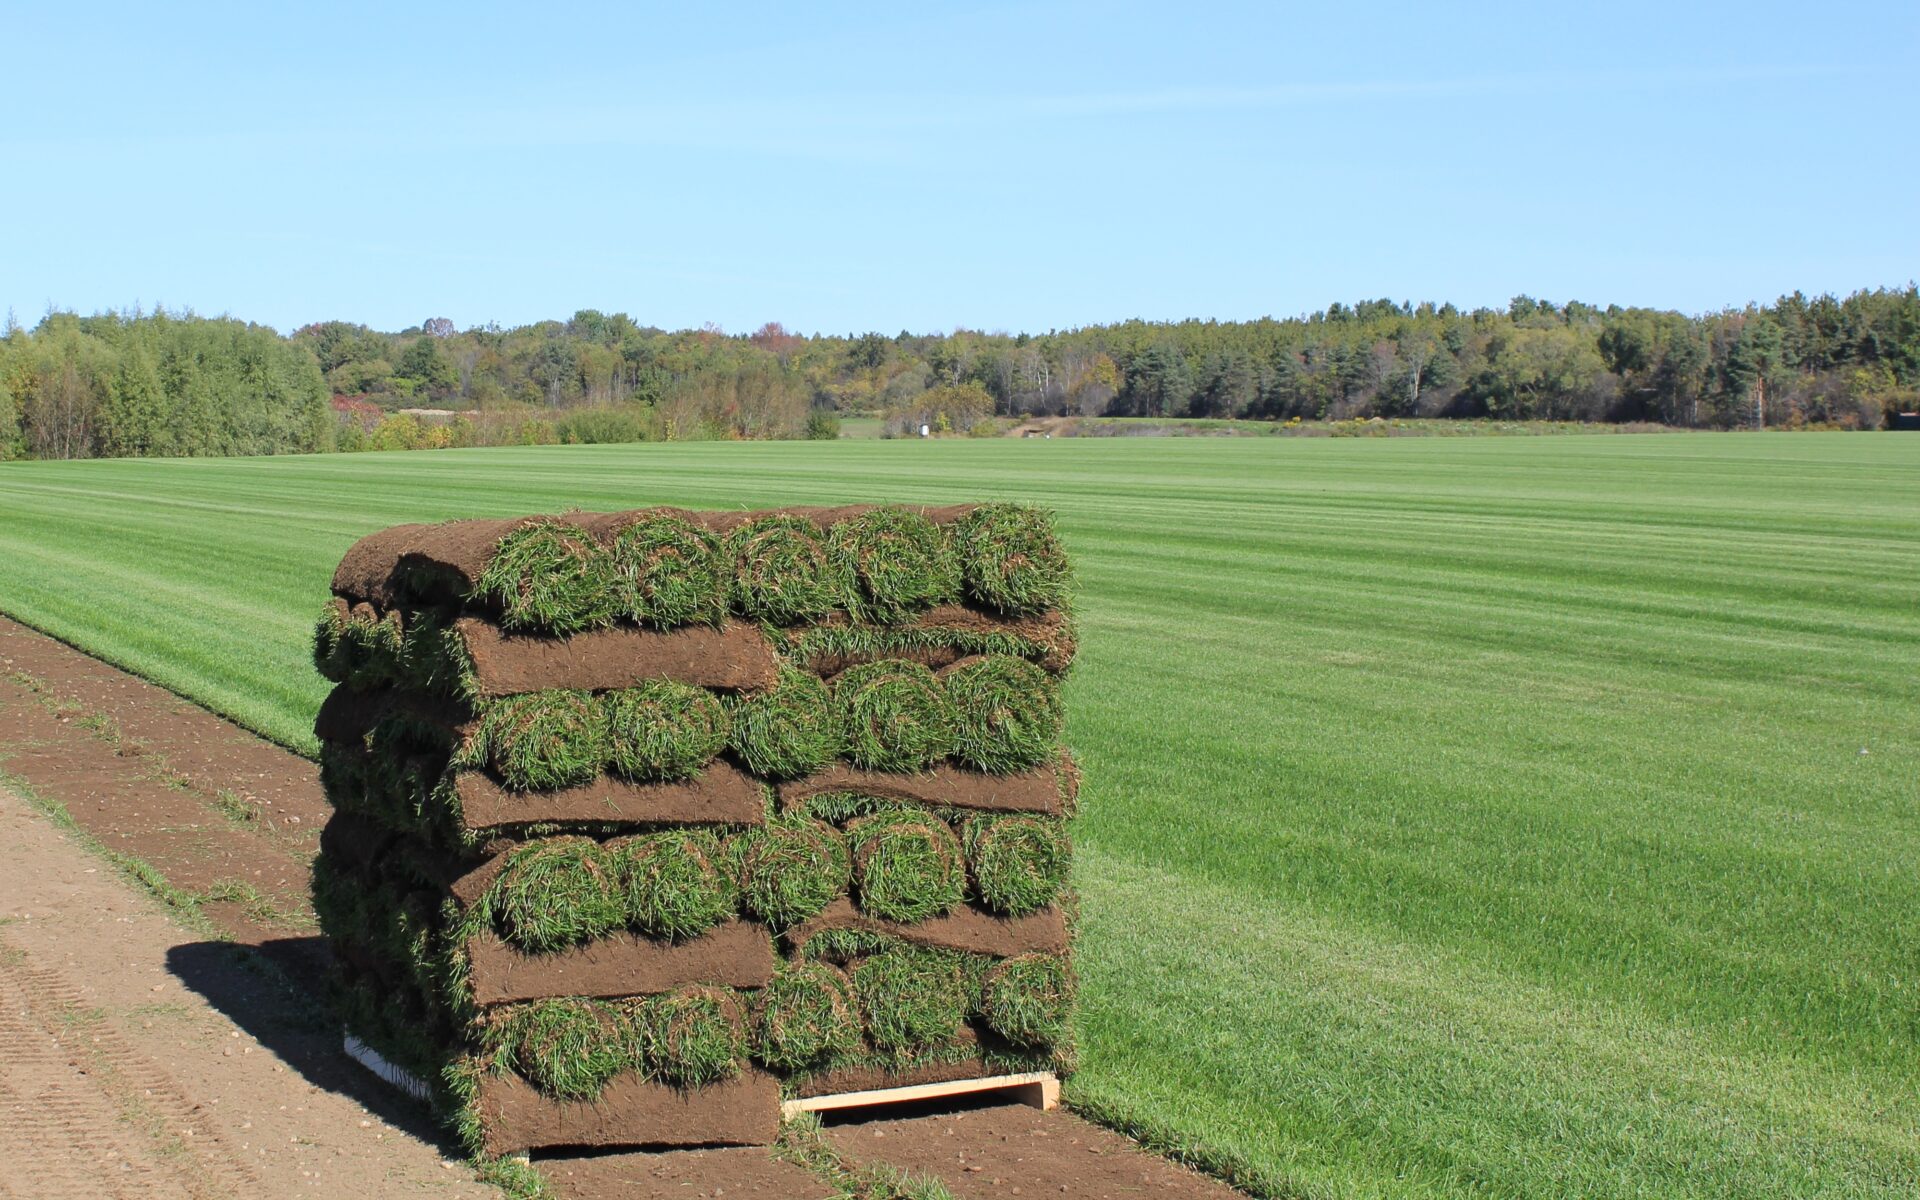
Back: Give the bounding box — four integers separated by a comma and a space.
4, 2, 1914, 335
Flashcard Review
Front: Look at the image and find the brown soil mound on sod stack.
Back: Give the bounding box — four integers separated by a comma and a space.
457, 617, 779, 696
453, 764, 765, 830
465, 923, 776, 1006
783, 897, 1070, 958
778, 757, 1076, 816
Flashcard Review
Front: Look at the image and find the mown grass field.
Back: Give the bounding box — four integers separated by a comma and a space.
1, 433, 1915, 1198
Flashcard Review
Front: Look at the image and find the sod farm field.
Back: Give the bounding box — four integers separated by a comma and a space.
0, 433, 1915, 1198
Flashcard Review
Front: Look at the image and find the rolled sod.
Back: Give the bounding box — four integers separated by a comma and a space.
606, 829, 737, 941
725, 666, 839, 780
962, 813, 1069, 916
311, 599, 352, 682
610, 511, 727, 629
747, 961, 861, 1070
851, 948, 968, 1052
847, 810, 966, 923
473, 520, 619, 635
724, 514, 837, 624
792, 926, 907, 963
733, 814, 850, 929
307, 851, 364, 941
980, 953, 1073, 1047
312, 600, 406, 689
498, 997, 628, 1100
832, 659, 957, 773
948, 503, 1071, 617
400, 613, 468, 696
628, 986, 746, 1087
941, 654, 1063, 774
603, 680, 730, 782
471, 690, 609, 792
488, 836, 626, 952
826, 506, 956, 624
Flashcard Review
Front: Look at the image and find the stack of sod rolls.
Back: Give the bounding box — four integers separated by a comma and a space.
311, 504, 1078, 1157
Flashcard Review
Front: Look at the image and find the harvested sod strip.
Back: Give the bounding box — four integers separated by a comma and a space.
826, 506, 957, 623
852, 948, 969, 1053
466, 689, 608, 792
488, 997, 630, 1100
734, 814, 851, 929
472, 519, 619, 635
847, 810, 967, 923
833, 659, 956, 772
980, 953, 1074, 1048
312, 598, 407, 689
603, 680, 730, 782
485, 836, 626, 952
609, 510, 727, 629
942, 654, 1063, 773
748, 961, 861, 1071
627, 985, 748, 1087
726, 666, 839, 779
607, 828, 738, 941
949, 503, 1072, 616
724, 514, 837, 624
963, 813, 1070, 916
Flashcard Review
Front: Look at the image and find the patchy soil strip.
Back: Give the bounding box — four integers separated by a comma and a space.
827, 1100, 1246, 1199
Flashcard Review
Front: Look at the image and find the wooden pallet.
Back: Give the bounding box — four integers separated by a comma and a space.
782, 1070, 1059, 1120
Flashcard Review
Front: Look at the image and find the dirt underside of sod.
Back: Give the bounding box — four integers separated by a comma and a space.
0, 613, 1243, 1200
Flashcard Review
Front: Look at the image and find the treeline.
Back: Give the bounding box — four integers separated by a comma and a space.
2, 287, 1916, 460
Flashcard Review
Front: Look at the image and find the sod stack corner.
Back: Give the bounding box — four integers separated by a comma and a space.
310, 502, 1079, 1157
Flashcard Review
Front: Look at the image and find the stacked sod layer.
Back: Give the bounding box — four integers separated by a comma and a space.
313, 502, 1078, 1156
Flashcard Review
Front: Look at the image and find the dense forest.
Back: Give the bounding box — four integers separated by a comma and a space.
1, 286, 1916, 460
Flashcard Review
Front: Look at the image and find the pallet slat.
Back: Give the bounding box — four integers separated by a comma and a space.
781, 1071, 1059, 1118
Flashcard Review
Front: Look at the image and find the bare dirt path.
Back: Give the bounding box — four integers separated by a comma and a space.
0, 781, 492, 1199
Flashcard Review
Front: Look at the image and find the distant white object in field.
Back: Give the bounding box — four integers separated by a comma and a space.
919, 424, 930, 438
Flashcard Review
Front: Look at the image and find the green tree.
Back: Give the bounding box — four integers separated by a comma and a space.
396, 336, 459, 399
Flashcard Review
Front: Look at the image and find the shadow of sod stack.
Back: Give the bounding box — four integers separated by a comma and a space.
310, 503, 1078, 1158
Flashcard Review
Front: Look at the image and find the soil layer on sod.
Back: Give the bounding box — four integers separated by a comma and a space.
464, 922, 776, 1006
456, 616, 780, 697
452, 762, 766, 830
779, 759, 1074, 816
784, 897, 1070, 958
470, 1067, 782, 1156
